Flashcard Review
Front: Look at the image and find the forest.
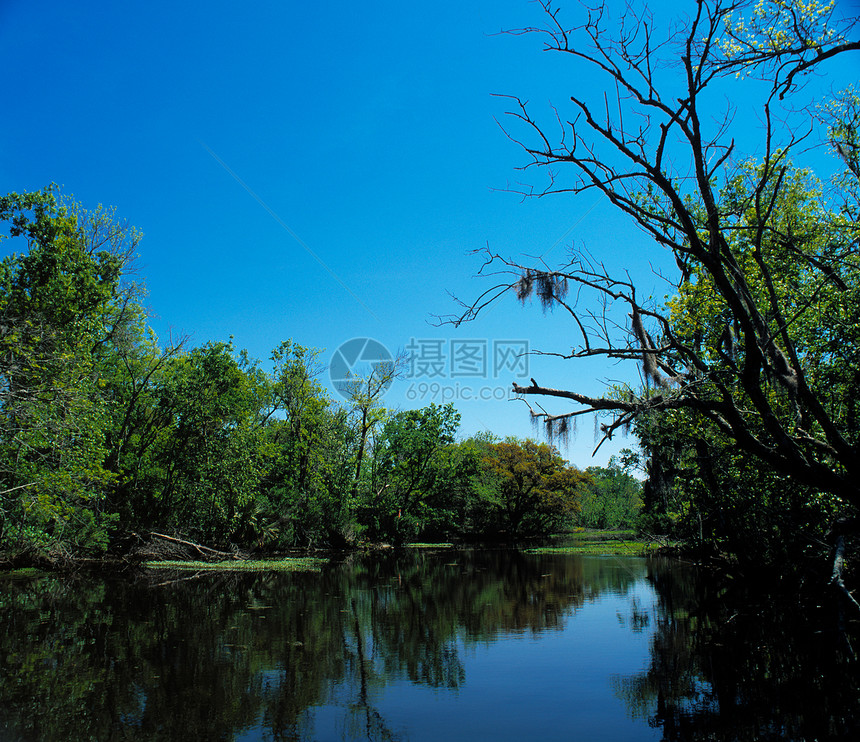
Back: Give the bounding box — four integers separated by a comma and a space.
0, 188, 642, 562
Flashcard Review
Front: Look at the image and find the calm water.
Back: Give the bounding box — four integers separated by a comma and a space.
1, 551, 857, 741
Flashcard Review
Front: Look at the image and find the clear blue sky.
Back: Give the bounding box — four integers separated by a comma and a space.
1, 0, 857, 468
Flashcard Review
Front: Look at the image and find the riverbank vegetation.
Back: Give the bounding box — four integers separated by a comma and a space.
145, 558, 327, 572
0, 194, 637, 566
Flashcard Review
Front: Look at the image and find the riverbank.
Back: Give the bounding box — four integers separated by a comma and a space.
1, 529, 672, 575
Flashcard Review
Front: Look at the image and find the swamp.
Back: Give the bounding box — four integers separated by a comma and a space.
2, 2, 860, 739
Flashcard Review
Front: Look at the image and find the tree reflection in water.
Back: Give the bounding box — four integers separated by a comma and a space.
614, 560, 860, 741
0, 551, 856, 741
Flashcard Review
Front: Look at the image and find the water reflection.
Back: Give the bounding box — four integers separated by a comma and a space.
615, 561, 860, 741
0, 552, 856, 741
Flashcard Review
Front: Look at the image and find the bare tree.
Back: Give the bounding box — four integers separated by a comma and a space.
447, 1, 860, 553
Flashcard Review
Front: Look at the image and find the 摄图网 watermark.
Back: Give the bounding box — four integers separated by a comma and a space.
329, 337, 529, 402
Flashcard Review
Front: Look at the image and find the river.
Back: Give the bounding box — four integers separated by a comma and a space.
0, 550, 857, 741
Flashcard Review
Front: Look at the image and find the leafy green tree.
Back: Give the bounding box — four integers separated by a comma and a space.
581, 458, 643, 530
428, 432, 493, 539
341, 352, 408, 502
477, 438, 589, 538
100, 328, 186, 533
147, 341, 264, 543
0, 187, 136, 553
632, 404, 841, 568
365, 403, 460, 544
258, 341, 356, 547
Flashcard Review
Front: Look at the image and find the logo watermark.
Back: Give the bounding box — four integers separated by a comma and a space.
329, 338, 394, 399
405, 338, 529, 380
330, 336, 530, 403
405, 382, 519, 403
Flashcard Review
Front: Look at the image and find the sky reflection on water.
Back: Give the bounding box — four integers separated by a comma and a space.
1, 551, 857, 741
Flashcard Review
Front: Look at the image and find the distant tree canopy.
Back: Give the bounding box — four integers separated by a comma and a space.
450, 0, 860, 585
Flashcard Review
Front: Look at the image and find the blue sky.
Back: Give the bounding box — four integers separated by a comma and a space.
1, 0, 858, 468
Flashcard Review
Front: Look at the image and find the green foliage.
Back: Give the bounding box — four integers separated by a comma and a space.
632, 161, 859, 567
363, 403, 461, 544
0, 187, 130, 553
252, 341, 353, 547
580, 458, 643, 530
142, 341, 263, 542
145, 557, 326, 571
635, 407, 843, 567
475, 438, 590, 538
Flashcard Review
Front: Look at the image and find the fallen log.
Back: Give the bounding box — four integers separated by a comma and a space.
149, 532, 241, 561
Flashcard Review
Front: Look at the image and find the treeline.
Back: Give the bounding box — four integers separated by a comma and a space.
0, 188, 640, 559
